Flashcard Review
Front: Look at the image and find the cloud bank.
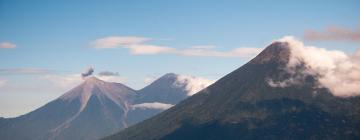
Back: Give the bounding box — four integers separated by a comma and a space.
0, 42, 16, 49
304, 26, 360, 42
173, 74, 215, 96
91, 36, 262, 58
270, 36, 360, 97
132, 102, 174, 110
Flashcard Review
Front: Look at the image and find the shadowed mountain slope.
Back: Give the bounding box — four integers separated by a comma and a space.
104, 42, 360, 140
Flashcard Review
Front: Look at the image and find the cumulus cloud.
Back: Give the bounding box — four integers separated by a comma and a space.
91, 36, 175, 55
81, 67, 94, 78
126, 44, 176, 55
0, 42, 16, 49
91, 36, 150, 48
132, 102, 174, 110
91, 36, 262, 58
269, 36, 360, 97
173, 74, 215, 96
0, 68, 54, 75
304, 26, 360, 42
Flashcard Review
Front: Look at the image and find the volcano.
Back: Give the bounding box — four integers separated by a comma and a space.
0, 73, 207, 140
0, 77, 135, 140
104, 41, 360, 140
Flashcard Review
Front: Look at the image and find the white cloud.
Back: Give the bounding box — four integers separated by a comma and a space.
91, 36, 262, 58
126, 44, 176, 55
0, 68, 54, 75
271, 36, 360, 97
91, 36, 149, 48
132, 102, 174, 110
0, 42, 16, 49
174, 74, 215, 96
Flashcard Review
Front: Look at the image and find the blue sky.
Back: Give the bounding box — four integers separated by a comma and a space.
0, 0, 359, 117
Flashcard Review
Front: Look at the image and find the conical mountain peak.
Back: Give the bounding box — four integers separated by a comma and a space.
158, 73, 178, 80
59, 76, 135, 108
250, 41, 291, 65
105, 38, 360, 140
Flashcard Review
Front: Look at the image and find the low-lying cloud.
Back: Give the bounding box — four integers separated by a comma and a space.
304, 26, 360, 42
173, 74, 215, 96
132, 102, 174, 110
91, 36, 262, 58
269, 36, 360, 97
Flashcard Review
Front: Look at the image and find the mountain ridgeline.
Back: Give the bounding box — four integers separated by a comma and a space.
0, 73, 197, 140
104, 42, 360, 140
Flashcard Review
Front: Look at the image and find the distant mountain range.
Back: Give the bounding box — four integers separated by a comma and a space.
104, 41, 360, 140
0, 73, 210, 140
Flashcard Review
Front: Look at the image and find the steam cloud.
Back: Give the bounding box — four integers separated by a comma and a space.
269, 36, 360, 97
81, 67, 94, 78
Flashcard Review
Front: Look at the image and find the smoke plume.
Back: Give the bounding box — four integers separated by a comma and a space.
81, 67, 94, 78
